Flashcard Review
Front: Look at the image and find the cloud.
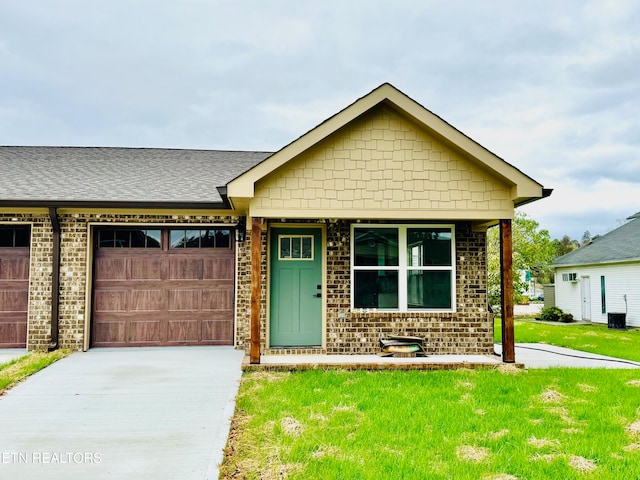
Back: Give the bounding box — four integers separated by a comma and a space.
520, 177, 637, 239
0, 0, 638, 239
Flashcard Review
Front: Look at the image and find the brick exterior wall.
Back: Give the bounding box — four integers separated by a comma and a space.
234, 219, 493, 356
8, 210, 491, 355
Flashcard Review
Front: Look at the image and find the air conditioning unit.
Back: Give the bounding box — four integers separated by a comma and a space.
561, 273, 578, 282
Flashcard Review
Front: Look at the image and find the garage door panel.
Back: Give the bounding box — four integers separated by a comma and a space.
131, 257, 163, 280
202, 320, 233, 343
169, 258, 203, 280
0, 290, 28, 313
168, 289, 200, 311
93, 320, 127, 346
202, 289, 233, 311
0, 321, 27, 347
93, 227, 234, 347
0, 245, 30, 348
167, 320, 199, 343
128, 320, 162, 344
130, 289, 165, 311
94, 290, 128, 312
95, 258, 129, 280
203, 258, 233, 280
0, 257, 30, 279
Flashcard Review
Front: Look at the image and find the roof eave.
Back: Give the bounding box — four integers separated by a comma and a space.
552, 257, 640, 269
0, 199, 230, 210
514, 188, 553, 208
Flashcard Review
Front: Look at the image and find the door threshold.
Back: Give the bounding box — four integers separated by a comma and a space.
266, 346, 325, 355
270, 346, 322, 350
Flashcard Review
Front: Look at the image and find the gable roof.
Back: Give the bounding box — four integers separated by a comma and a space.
0, 146, 271, 207
553, 212, 640, 267
227, 83, 548, 208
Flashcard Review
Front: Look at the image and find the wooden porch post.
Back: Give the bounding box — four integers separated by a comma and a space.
500, 219, 515, 363
250, 217, 263, 364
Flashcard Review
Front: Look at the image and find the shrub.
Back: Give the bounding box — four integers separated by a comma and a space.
538, 306, 574, 323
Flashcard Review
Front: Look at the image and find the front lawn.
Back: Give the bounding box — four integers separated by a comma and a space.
221, 368, 640, 479
494, 319, 640, 362
0, 350, 69, 395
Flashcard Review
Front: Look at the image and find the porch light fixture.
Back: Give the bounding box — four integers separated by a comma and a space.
236, 216, 247, 242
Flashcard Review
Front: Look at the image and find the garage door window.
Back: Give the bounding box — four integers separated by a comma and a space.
0, 226, 30, 247
98, 229, 161, 248
170, 229, 231, 249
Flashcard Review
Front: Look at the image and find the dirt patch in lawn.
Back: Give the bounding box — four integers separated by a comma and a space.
626, 379, 640, 387
281, 417, 304, 437
528, 436, 560, 449
625, 421, 640, 437
497, 364, 522, 375
485, 429, 510, 440
456, 380, 475, 389
259, 462, 303, 480
568, 455, 597, 472
547, 406, 577, 425
576, 383, 598, 392
539, 389, 567, 403
456, 445, 490, 463
530, 453, 560, 463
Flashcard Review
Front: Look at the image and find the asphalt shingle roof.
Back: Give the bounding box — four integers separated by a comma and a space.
0, 146, 272, 204
552, 212, 640, 266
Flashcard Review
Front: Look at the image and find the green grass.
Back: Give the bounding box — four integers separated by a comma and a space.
494, 318, 640, 362
0, 350, 70, 394
221, 369, 640, 479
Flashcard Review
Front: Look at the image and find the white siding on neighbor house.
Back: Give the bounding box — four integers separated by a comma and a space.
555, 263, 640, 327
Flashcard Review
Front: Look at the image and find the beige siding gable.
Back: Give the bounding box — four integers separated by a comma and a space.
251, 106, 513, 219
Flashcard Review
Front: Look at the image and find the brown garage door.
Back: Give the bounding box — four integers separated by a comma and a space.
0, 227, 30, 348
92, 227, 235, 347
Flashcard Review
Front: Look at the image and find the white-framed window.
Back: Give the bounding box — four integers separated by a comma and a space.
351, 224, 455, 311
561, 273, 578, 282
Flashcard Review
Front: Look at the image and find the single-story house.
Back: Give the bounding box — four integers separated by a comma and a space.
552, 212, 640, 327
0, 83, 550, 362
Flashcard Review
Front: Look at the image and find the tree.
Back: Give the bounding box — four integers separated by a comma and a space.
553, 235, 579, 257
487, 211, 556, 306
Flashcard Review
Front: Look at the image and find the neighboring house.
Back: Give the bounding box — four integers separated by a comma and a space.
0, 83, 549, 360
552, 212, 640, 327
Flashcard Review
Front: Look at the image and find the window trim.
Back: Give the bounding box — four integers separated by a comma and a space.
350, 224, 456, 312
278, 234, 315, 261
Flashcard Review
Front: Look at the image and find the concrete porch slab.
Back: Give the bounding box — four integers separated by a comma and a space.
242, 353, 519, 371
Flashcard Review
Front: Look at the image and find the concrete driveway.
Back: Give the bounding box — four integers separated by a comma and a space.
0, 347, 244, 480
495, 343, 640, 369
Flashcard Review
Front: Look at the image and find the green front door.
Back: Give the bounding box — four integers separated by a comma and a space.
270, 227, 322, 347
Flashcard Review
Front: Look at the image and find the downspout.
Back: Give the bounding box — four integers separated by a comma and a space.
48, 207, 60, 351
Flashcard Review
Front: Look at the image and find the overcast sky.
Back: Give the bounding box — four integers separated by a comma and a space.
1, 0, 638, 240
